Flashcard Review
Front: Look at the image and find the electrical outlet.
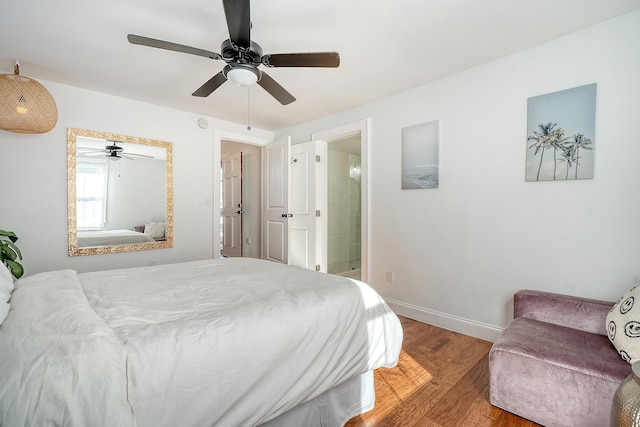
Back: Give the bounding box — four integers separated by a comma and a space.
385, 271, 394, 285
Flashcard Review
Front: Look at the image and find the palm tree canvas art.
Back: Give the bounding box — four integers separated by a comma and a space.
526, 84, 596, 181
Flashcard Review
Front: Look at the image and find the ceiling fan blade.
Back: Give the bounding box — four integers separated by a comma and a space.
120, 153, 153, 160
262, 52, 340, 68
192, 72, 228, 97
126, 153, 154, 159
257, 71, 296, 105
127, 34, 222, 60
222, 0, 251, 49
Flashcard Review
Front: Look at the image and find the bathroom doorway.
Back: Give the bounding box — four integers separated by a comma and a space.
326, 134, 362, 280
314, 119, 369, 282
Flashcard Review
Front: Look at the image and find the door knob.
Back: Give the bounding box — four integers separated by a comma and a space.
281, 213, 293, 218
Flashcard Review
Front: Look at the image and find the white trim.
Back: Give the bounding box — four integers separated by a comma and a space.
385, 298, 504, 342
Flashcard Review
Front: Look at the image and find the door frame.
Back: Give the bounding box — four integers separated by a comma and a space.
213, 128, 271, 259
312, 119, 370, 282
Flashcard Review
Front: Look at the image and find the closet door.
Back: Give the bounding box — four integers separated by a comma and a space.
221, 151, 242, 257
288, 141, 316, 270
263, 137, 290, 263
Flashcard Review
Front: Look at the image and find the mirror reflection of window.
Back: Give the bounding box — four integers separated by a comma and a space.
76, 159, 108, 230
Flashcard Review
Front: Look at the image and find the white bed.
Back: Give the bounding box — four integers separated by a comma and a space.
0, 257, 403, 427
77, 229, 155, 247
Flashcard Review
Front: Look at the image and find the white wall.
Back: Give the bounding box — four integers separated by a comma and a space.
0, 81, 272, 275
276, 10, 640, 340
106, 157, 165, 229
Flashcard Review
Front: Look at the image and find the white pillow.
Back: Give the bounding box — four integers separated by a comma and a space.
0, 278, 13, 301
144, 222, 165, 239
607, 282, 640, 363
0, 262, 13, 283
0, 301, 9, 325
0, 278, 13, 325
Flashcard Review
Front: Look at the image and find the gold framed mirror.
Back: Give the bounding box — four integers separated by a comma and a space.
67, 128, 173, 256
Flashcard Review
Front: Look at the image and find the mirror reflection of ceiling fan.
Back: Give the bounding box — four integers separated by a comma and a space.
127, 0, 340, 105
77, 140, 154, 161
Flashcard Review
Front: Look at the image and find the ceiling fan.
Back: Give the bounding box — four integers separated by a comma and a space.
78, 141, 154, 161
127, 0, 340, 105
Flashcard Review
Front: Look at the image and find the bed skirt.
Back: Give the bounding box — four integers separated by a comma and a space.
259, 371, 374, 427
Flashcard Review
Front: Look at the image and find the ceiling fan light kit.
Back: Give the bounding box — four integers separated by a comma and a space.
0, 62, 58, 134
224, 64, 259, 87
127, 0, 339, 106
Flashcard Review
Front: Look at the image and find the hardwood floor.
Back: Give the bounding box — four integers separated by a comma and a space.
345, 316, 542, 427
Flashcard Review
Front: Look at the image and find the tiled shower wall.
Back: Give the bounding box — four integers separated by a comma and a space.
327, 150, 361, 274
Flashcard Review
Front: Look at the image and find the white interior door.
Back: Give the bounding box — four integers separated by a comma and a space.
263, 137, 290, 263
288, 141, 316, 270
221, 151, 242, 257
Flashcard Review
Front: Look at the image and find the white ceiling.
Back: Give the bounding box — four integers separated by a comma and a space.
2, 0, 639, 132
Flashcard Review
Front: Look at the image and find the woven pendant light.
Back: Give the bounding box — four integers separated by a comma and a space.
0, 63, 58, 134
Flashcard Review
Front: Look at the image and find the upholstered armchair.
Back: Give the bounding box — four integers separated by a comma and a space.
489, 290, 631, 427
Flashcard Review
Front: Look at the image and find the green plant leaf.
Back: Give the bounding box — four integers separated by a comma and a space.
0, 230, 18, 243
1, 243, 17, 262
4, 240, 22, 260
0, 230, 23, 278
4, 259, 24, 279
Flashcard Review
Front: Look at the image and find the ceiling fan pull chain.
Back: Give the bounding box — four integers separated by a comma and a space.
246, 86, 251, 131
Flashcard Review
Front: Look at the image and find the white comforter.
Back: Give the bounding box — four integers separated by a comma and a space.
0, 258, 402, 427
0, 269, 134, 426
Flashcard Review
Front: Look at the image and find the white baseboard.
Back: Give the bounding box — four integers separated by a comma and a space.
385, 298, 504, 342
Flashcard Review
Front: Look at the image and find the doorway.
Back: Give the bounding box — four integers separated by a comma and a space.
326, 136, 362, 279
220, 140, 262, 258
313, 118, 369, 282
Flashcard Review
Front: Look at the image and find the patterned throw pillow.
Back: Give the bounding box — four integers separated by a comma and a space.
144, 222, 165, 239
607, 282, 640, 363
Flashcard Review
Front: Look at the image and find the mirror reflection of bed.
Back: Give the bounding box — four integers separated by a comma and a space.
67, 128, 173, 255
77, 228, 156, 248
